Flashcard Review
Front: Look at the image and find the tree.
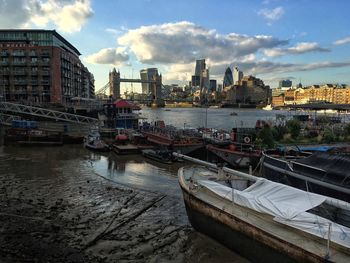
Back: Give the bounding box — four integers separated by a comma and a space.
286, 119, 301, 139
257, 124, 275, 148
345, 123, 350, 136
323, 128, 336, 143
271, 125, 288, 141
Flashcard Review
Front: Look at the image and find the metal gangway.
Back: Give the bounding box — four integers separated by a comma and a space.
0, 113, 21, 125
0, 102, 99, 126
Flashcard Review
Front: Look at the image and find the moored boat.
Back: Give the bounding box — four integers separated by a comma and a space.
141, 121, 204, 155
177, 154, 350, 262
207, 143, 261, 169
200, 128, 232, 146
260, 149, 350, 202
5, 126, 63, 146
142, 149, 174, 164
143, 131, 204, 155
262, 104, 273, 111
84, 131, 110, 152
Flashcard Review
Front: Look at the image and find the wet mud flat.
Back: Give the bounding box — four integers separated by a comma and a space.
0, 146, 247, 262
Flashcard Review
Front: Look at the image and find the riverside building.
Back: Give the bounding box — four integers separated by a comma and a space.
0, 29, 94, 105
271, 84, 350, 106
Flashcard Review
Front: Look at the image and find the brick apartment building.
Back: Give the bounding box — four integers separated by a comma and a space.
0, 29, 94, 105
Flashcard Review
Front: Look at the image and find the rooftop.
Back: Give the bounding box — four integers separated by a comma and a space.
0, 29, 81, 56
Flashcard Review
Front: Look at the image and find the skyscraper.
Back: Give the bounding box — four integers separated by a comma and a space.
279, 79, 292, 88
223, 67, 233, 87
233, 66, 243, 85
140, 68, 158, 94
209, 79, 217, 92
191, 59, 206, 87
195, 59, 206, 76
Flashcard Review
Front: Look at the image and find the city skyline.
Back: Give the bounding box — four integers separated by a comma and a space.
1, 0, 350, 93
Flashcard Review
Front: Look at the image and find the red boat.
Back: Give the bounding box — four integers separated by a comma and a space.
143, 131, 204, 155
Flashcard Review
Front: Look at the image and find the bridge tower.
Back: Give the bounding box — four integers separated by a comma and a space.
151, 73, 162, 100
109, 68, 120, 99
151, 73, 164, 107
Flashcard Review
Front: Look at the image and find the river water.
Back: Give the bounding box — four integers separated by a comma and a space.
139, 107, 350, 129
140, 107, 286, 129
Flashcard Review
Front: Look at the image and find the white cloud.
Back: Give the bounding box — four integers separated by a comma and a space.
87, 21, 350, 85
333, 36, 350, 46
264, 42, 330, 57
199, 60, 350, 84
105, 26, 128, 36
116, 21, 287, 64
30, 0, 93, 33
85, 47, 129, 65
0, 0, 31, 27
242, 60, 350, 75
258, 7, 284, 24
163, 63, 194, 82
0, 0, 93, 33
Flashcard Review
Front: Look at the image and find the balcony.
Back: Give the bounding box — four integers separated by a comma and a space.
29, 52, 37, 57
30, 80, 39, 85
30, 71, 38, 75
41, 80, 50, 85
1, 52, 9, 57
12, 52, 26, 57
0, 69, 10, 75
40, 61, 50, 66
13, 90, 28, 95
41, 71, 50, 76
13, 79, 27, 85
13, 70, 26, 75
41, 52, 50, 57
0, 61, 9, 65
12, 61, 26, 65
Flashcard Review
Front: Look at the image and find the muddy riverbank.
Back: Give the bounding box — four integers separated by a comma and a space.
0, 145, 248, 262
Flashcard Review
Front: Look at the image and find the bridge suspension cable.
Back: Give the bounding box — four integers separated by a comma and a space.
95, 82, 110, 95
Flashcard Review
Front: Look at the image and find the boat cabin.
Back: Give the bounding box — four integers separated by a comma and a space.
103, 99, 141, 129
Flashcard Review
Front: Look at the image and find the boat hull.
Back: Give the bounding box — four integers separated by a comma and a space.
180, 186, 327, 263
207, 145, 260, 168
143, 132, 204, 155
172, 144, 203, 155
84, 143, 110, 152
142, 150, 172, 164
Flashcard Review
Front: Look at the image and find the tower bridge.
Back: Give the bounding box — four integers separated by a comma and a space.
108, 68, 162, 101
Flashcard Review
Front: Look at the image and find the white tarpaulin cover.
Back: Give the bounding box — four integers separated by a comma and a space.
198, 178, 350, 248
275, 212, 350, 249
233, 178, 326, 220
198, 178, 326, 219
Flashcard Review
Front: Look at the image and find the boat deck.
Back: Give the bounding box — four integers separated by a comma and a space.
112, 144, 139, 154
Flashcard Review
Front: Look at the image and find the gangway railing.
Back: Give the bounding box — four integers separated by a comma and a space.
0, 102, 99, 125
0, 113, 21, 125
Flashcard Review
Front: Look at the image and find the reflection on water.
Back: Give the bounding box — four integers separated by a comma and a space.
0, 145, 186, 199
91, 152, 185, 197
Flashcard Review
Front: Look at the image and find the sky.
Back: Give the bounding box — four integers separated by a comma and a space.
1, 0, 350, 93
